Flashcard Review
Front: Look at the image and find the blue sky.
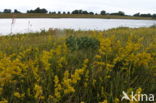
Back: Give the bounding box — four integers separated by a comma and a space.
0, 0, 155, 15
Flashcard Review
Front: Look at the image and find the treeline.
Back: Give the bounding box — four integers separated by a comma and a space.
0, 7, 156, 17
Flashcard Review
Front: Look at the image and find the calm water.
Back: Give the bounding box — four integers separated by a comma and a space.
0, 18, 156, 35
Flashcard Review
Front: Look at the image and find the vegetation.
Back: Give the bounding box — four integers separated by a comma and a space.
110, 11, 125, 16
0, 7, 156, 19
100, 10, 106, 15
0, 13, 156, 20
0, 27, 156, 103
3, 9, 12, 13
66, 36, 100, 51
27, 7, 48, 14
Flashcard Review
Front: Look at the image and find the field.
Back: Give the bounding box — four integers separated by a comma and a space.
0, 27, 156, 103
0, 13, 155, 20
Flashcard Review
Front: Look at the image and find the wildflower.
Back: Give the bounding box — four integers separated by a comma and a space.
0, 99, 8, 103
41, 51, 52, 71
95, 55, 102, 59
99, 100, 108, 103
14, 92, 21, 98
84, 59, 89, 64
136, 88, 142, 94
114, 98, 120, 103
92, 79, 96, 87
57, 56, 67, 68
0, 88, 2, 95
34, 84, 43, 99
62, 71, 75, 94
64, 86, 75, 94
54, 75, 62, 99
135, 52, 152, 66
14, 92, 25, 98
71, 59, 88, 84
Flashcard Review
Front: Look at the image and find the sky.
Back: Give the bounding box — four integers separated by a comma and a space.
0, 0, 155, 15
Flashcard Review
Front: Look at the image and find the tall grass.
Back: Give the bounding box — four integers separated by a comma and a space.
0, 27, 156, 103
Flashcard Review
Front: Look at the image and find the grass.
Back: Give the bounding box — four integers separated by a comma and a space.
0, 27, 156, 103
0, 13, 156, 20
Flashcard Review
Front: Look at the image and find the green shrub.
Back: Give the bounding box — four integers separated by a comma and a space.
66, 36, 100, 51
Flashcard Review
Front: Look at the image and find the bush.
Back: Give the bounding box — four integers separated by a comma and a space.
66, 36, 100, 51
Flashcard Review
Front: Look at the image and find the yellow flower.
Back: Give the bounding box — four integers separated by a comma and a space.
135, 52, 152, 66
95, 55, 102, 59
34, 84, 43, 99
114, 98, 120, 103
84, 59, 89, 64
62, 71, 76, 94
64, 86, 75, 94
0, 88, 2, 95
0, 99, 8, 103
136, 88, 142, 94
14, 92, 21, 98
99, 100, 108, 103
54, 75, 62, 99
41, 51, 52, 71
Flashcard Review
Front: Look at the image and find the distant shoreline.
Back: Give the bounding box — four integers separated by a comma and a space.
0, 13, 156, 20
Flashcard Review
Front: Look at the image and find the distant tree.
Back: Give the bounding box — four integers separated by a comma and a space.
14, 9, 21, 13
63, 12, 66, 14
67, 11, 70, 14
100, 10, 106, 15
140, 13, 152, 17
35, 7, 41, 13
52, 12, 56, 14
82, 11, 88, 14
110, 11, 125, 16
89, 12, 94, 15
58, 11, 61, 14
118, 11, 125, 16
27, 10, 32, 13
3, 9, 11, 13
79, 10, 83, 14
72, 10, 89, 14
110, 12, 115, 15
27, 7, 47, 13
72, 10, 79, 14
133, 13, 140, 17
153, 14, 156, 17
49, 12, 57, 14
35, 7, 47, 13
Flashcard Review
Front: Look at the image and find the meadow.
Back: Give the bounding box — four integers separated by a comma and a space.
0, 27, 156, 103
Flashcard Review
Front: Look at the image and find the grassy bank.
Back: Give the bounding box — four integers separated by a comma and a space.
0, 13, 156, 20
0, 27, 156, 103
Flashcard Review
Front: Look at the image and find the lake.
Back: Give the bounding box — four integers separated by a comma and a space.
0, 18, 156, 35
